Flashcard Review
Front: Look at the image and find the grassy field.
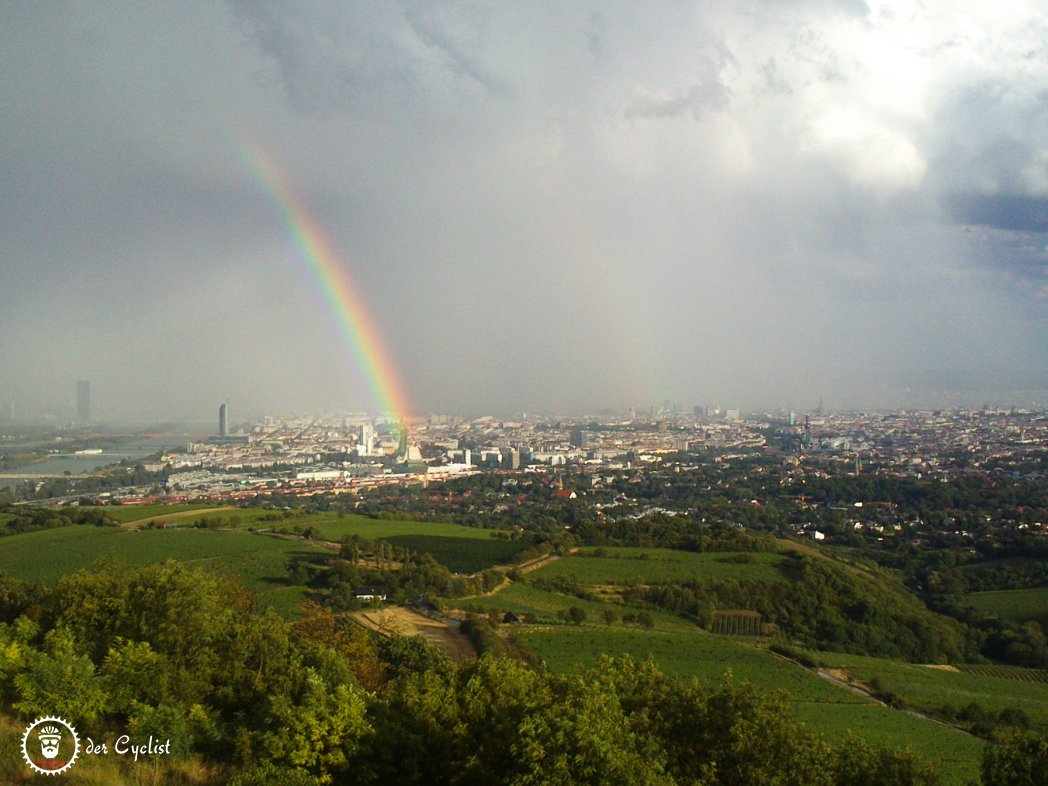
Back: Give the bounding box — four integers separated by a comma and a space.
524, 626, 852, 699
811, 650, 1048, 731
86, 502, 226, 523
305, 516, 529, 573
0, 525, 326, 617
524, 627, 983, 783
528, 547, 789, 584
958, 664, 1048, 683
791, 701, 982, 784
969, 587, 1048, 626
89, 507, 531, 573
456, 581, 691, 629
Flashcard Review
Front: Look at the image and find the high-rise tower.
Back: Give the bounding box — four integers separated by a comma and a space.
219, 400, 229, 438
360, 422, 375, 456
77, 381, 90, 423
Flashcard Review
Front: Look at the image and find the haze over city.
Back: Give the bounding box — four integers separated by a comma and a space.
2, 1, 1047, 421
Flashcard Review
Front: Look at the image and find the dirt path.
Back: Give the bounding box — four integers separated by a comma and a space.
483, 576, 513, 596
760, 644, 980, 738
352, 606, 476, 661
472, 547, 577, 598
122, 507, 235, 528
814, 668, 887, 705
517, 548, 576, 574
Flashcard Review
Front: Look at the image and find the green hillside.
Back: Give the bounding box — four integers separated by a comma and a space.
813, 650, 1048, 732
523, 626, 984, 784
969, 587, 1048, 626
0, 525, 326, 616
93, 506, 532, 573
530, 546, 789, 583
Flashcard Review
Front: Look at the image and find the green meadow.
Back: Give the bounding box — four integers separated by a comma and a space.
529, 546, 789, 584
969, 587, 1048, 626
790, 701, 982, 785
305, 515, 530, 573
457, 581, 690, 628
0, 525, 326, 617
86, 502, 224, 523
524, 627, 983, 783
97, 506, 532, 573
811, 649, 1048, 730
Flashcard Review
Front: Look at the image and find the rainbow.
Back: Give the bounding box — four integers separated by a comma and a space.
236, 142, 410, 417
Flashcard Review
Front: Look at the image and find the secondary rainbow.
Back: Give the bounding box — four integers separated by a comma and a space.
237, 142, 410, 416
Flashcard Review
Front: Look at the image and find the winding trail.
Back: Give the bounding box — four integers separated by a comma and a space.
764, 648, 982, 740
473, 547, 578, 598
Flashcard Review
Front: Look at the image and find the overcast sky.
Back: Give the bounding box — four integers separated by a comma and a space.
2, 1, 1047, 421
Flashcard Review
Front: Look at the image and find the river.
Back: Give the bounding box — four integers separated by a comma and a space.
0, 437, 191, 490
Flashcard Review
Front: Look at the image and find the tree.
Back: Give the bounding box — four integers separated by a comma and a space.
511, 673, 674, 786
981, 731, 1048, 786
261, 669, 372, 785
602, 609, 617, 626
568, 607, 588, 626
100, 637, 168, 713
833, 734, 940, 786
14, 626, 106, 725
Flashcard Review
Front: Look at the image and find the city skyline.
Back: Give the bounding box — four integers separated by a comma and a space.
2, 2, 1047, 419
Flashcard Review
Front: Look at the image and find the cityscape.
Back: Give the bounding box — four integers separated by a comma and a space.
3, 2, 1048, 784
3, 383, 1047, 539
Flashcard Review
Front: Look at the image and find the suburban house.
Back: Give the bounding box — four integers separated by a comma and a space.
353, 585, 389, 602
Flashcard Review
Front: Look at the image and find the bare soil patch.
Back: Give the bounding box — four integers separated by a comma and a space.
353, 606, 476, 661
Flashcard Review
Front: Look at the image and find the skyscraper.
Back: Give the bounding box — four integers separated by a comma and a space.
359, 422, 375, 456
501, 448, 520, 470
77, 381, 90, 423
219, 401, 228, 438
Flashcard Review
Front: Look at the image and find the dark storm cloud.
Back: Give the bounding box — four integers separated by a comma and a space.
947, 195, 1048, 233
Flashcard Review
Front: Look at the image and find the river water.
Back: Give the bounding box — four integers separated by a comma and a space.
0, 437, 191, 490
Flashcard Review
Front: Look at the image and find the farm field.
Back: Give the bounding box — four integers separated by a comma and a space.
0, 525, 326, 616
969, 587, 1048, 626
90, 506, 531, 573
958, 664, 1048, 683
524, 626, 859, 700
85, 502, 226, 523
305, 516, 529, 573
528, 546, 789, 584
524, 627, 983, 783
791, 701, 982, 785
456, 581, 691, 629
811, 650, 1048, 730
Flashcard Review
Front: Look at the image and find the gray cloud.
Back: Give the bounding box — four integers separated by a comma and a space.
948, 195, 1048, 233
2, 0, 1048, 420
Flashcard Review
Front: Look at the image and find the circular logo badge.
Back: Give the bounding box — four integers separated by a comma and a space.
21, 716, 79, 776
